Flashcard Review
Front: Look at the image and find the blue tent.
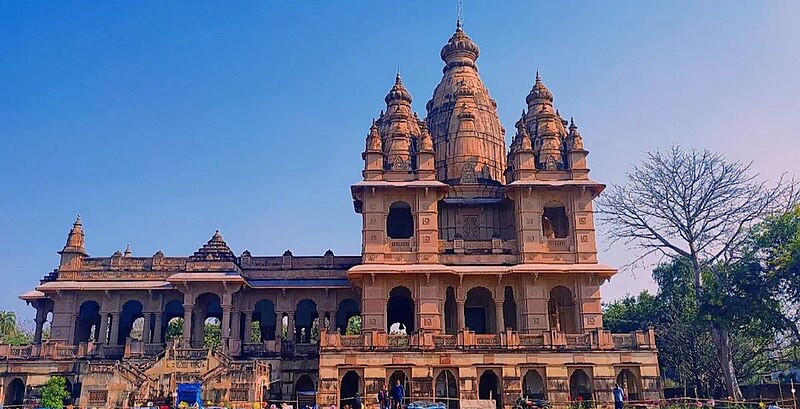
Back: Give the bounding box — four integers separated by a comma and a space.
176, 382, 203, 409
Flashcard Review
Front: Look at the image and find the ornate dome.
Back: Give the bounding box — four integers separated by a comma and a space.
525, 71, 554, 105
440, 21, 480, 71
384, 73, 413, 105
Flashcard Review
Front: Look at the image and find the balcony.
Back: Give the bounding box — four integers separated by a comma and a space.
319, 327, 656, 353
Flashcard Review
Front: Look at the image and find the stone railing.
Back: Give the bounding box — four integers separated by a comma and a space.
388, 239, 412, 252
173, 348, 207, 360
294, 342, 319, 356
319, 327, 657, 353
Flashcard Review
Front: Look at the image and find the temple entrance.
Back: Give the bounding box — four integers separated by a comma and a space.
162, 300, 184, 343
478, 370, 501, 409
435, 370, 459, 409
118, 300, 144, 344
388, 370, 411, 402
74, 301, 100, 344
295, 299, 318, 343
253, 299, 277, 341
339, 371, 361, 409
502, 287, 517, 331
465, 287, 494, 334
569, 369, 592, 402
387, 286, 414, 333
335, 299, 360, 335
444, 287, 457, 335
522, 370, 545, 400
616, 369, 641, 401
4, 378, 25, 406
548, 286, 578, 334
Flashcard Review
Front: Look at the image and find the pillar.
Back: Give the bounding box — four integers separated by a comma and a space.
439, 301, 446, 334
34, 317, 45, 344
456, 301, 466, 331
286, 312, 294, 341
495, 301, 505, 333
231, 310, 241, 343
182, 305, 193, 348
109, 312, 120, 345
142, 313, 153, 343
98, 313, 109, 344
153, 313, 164, 344
324, 311, 333, 330
244, 313, 253, 343
221, 304, 232, 352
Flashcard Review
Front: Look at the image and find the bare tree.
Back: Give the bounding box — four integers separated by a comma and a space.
597, 146, 796, 399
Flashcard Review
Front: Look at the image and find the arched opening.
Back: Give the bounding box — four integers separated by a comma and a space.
162, 300, 184, 343
444, 286, 457, 335
4, 378, 25, 406
503, 286, 517, 331
478, 370, 502, 409
387, 202, 413, 239
387, 286, 414, 333
296, 374, 316, 407
339, 371, 361, 409
548, 286, 578, 333
522, 370, 546, 400
64, 379, 74, 406
295, 299, 318, 343
296, 374, 315, 394
569, 369, 592, 402
118, 300, 144, 344
195, 293, 222, 349
465, 287, 495, 334
74, 301, 101, 344
542, 204, 569, 238
336, 299, 361, 335
435, 370, 459, 409
253, 299, 277, 341
389, 370, 411, 403
616, 369, 641, 401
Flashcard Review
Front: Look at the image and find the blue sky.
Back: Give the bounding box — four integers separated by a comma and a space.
1, 2, 798, 319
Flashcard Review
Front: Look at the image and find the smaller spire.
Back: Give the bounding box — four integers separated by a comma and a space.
535, 70, 541, 82
124, 243, 131, 257
62, 214, 87, 255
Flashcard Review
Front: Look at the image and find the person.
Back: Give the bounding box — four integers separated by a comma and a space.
612, 383, 624, 409
378, 387, 387, 409
768, 402, 781, 409
391, 379, 405, 409
354, 394, 362, 409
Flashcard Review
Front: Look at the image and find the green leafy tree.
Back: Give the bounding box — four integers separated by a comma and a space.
251, 321, 262, 343
345, 315, 362, 335
204, 320, 221, 349
40, 376, 70, 409
166, 317, 184, 341
0, 311, 17, 338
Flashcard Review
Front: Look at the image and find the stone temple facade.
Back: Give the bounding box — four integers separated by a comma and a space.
4, 21, 660, 409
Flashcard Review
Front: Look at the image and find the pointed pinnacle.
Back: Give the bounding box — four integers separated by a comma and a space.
535, 70, 541, 82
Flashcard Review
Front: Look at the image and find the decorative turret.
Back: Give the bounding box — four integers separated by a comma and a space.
190, 230, 236, 262
524, 72, 568, 171
123, 243, 132, 257
380, 73, 420, 174
567, 118, 590, 179
507, 115, 536, 181
426, 22, 506, 185
58, 215, 87, 271
416, 121, 436, 180
362, 120, 384, 180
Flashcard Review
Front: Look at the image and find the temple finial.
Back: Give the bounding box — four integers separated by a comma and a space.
124, 243, 131, 257
535, 69, 541, 82
457, 0, 463, 30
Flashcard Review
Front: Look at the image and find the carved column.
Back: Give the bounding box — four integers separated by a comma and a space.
495, 301, 505, 333
33, 316, 45, 344
456, 301, 466, 331
231, 310, 241, 343
221, 304, 232, 352
142, 313, 153, 343
439, 301, 446, 334
286, 312, 294, 341
153, 313, 164, 344
244, 313, 253, 343
109, 312, 121, 345
324, 311, 333, 331
98, 313, 109, 344
182, 305, 193, 348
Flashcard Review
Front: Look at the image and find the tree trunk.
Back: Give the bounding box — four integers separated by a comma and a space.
710, 326, 743, 400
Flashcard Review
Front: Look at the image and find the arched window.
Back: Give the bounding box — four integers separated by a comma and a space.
478, 370, 502, 409
435, 370, 459, 409
254, 299, 277, 341
389, 370, 412, 402
295, 299, 318, 343
542, 204, 569, 238
4, 378, 25, 406
118, 300, 144, 344
74, 301, 100, 344
523, 370, 546, 400
387, 202, 414, 239
340, 371, 361, 409
444, 286, 457, 335
336, 299, 361, 335
548, 286, 579, 334
387, 286, 414, 333
503, 286, 517, 331
465, 287, 495, 334
196, 292, 222, 349
295, 374, 315, 395
569, 369, 592, 402
163, 300, 184, 343
617, 369, 641, 401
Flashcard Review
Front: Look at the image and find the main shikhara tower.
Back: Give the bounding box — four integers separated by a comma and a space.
10, 20, 660, 409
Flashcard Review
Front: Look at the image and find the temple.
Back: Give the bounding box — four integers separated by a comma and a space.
4, 21, 660, 409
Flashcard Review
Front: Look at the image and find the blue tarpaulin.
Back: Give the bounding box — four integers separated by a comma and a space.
176, 382, 203, 409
